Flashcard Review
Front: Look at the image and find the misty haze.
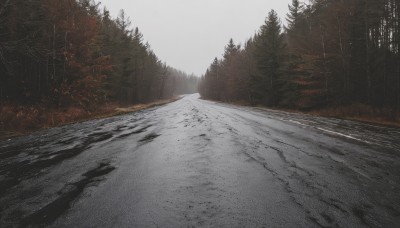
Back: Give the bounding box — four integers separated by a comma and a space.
0, 0, 400, 228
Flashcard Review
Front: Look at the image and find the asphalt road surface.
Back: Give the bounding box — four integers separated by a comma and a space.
1, 94, 400, 228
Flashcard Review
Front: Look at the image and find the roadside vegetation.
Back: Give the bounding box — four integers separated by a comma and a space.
199, 0, 400, 126
0, 0, 198, 136
0, 97, 181, 139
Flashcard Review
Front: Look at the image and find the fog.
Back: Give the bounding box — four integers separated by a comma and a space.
99, 0, 292, 76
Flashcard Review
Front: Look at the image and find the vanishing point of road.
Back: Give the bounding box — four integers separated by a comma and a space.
1, 94, 399, 227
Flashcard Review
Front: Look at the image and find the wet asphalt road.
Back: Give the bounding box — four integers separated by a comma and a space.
1, 94, 400, 228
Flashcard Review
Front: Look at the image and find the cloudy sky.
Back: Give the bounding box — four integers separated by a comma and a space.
100, 0, 292, 76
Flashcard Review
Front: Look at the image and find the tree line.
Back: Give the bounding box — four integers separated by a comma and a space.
0, 0, 198, 110
199, 0, 400, 116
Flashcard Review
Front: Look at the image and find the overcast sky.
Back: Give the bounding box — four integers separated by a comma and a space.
99, 0, 292, 76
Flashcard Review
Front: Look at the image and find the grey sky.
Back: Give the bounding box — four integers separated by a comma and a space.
99, 0, 292, 76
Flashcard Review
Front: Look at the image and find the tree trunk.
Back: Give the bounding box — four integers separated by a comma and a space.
337, 16, 347, 99
397, 0, 400, 115
52, 24, 56, 80
320, 24, 328, 101
159, 67, 168, 100
365, 16, 372, 104
383, 0, 389, 106
397, 61, 400, 115
63, 31, 68, 81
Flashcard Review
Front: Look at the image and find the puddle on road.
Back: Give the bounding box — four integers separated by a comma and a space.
0, 131, 114, 197
116, 125, 152, 139
139, 133, 160, 143
21, 162, 115, 227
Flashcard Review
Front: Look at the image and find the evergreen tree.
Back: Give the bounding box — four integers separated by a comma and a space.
0, 0, 197, 109
223, 39, 239, 59
222, 39, 240, 101
254, 10, 285, 106
286, 0, 303, 30
199, 0, 400, 117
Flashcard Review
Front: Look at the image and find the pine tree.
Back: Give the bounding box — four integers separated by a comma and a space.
286, 0, 303, 30
223, 38, 239, 59
254, 10, 285, 106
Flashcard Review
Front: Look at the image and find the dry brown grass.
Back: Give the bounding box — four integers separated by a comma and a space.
226, 101, 400, 128
0, 97, 181, 140
310, 104, 400, 128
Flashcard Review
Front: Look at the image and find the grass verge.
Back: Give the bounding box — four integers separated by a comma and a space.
0, 97, 181, 140
224, 100, 400, 128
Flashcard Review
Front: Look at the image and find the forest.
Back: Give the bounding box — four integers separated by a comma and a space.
0, 0, 198, 131
0, 0, 196, 108
199, 0, 400, 121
